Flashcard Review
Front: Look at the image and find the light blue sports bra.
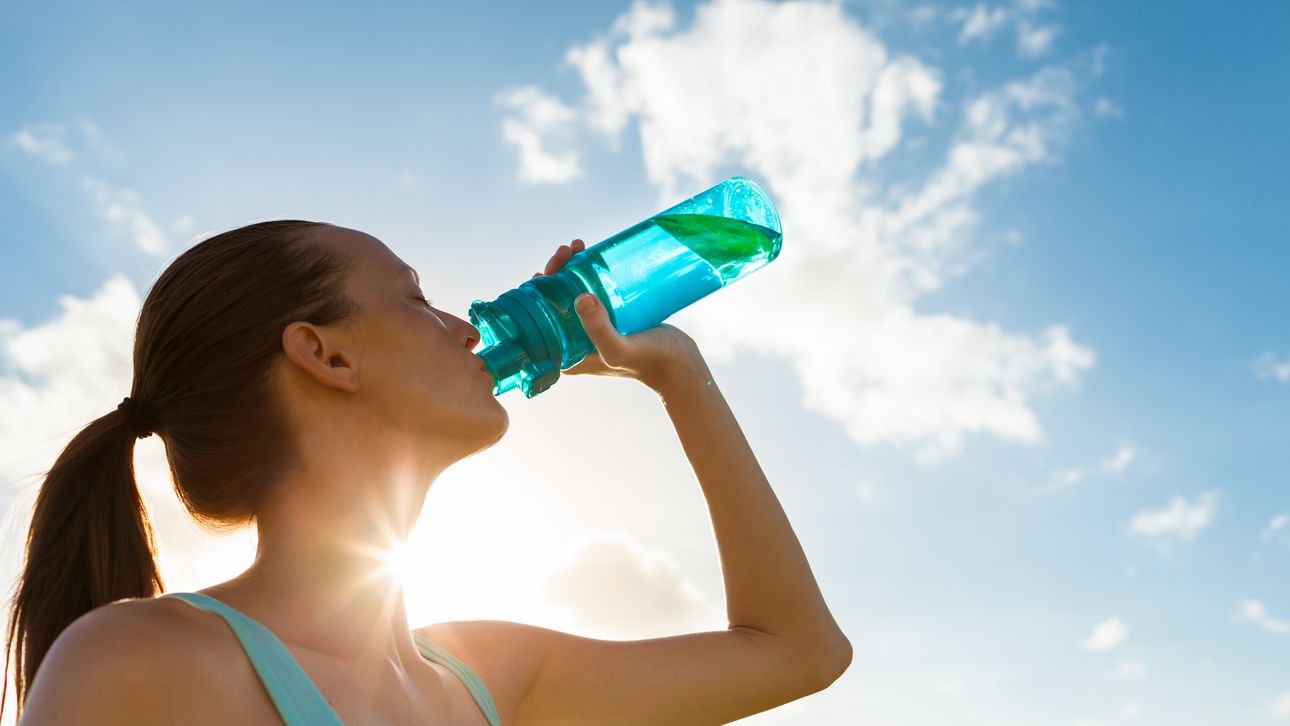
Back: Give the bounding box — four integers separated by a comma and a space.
164, 592, 502, 726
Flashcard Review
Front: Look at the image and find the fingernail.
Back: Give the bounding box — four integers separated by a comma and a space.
576, 294, 595, 312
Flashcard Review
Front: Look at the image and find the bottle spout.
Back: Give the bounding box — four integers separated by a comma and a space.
477, 339, 525, 396
470, 294, 564, 398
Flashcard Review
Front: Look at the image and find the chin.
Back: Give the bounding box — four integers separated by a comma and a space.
468, 402, 509, 453
487, 404, 510, 443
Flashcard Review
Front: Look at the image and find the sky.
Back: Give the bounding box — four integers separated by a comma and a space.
1, 0, 1288, 724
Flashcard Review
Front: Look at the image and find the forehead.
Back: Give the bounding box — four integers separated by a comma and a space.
313, 224, 415, 284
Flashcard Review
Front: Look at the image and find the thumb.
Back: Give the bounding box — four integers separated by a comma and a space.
574, 294, 628, 364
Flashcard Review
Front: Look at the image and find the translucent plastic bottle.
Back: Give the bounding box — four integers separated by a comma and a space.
470, 176, 782, 398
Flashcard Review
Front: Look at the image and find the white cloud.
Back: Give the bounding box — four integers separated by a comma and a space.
1016, 20, 1059, 57
1091, 43, 1112, 77
541, 530, 717, 638
1237, 599, 1290, 635
6, 120, 168, 255
1129, 490, 1220, 545
1253, 352, 1290, 383
1122, 702, 1141, 719
1039, 442, 1133, 494
1094, 97, 1125, 119
82, 176, 167, 254
947, 1, 1061, 58
1101, 444, 1135, 473
910, 5, 940, 31
1274, 692, 1290, 717
172, 214, 197, 234
8, 122, 74, 165
1114, 658, 1145, 678
1262, 513, 1289, 542
1, 277, 144, 611
515, 0, 1096, 460
495, 85, 583, 183
1046, 466, 1084, 490
1080, 616, 1129, 652
950, 4, 1010, 44
0, 277, 257, 614
857, 481, 880, 503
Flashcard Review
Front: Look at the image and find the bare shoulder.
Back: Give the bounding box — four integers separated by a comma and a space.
20, 596, 234, 724
415, 619, 548, 724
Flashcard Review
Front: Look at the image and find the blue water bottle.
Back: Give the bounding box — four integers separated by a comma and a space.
471, 176, 782, 398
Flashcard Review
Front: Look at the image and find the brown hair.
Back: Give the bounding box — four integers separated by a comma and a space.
2, 220, 360, 718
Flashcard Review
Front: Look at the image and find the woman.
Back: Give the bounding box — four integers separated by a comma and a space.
6, 220, 851, 725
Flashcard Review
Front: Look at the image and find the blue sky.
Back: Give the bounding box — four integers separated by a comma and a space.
2, 1, 1289, 724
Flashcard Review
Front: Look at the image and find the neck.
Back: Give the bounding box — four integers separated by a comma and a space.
212, 430, 447, 667
238, 525, 413, 661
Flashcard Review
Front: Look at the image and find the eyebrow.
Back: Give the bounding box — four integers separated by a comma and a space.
396, 265, 421, 285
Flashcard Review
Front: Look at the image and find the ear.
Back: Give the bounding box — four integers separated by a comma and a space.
281, 321, 361, 393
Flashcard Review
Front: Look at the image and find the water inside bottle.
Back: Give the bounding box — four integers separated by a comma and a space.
565, 212, 782, 334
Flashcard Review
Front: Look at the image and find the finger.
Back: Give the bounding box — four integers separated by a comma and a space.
574, 294, 628, 366
545, 244, 571, 275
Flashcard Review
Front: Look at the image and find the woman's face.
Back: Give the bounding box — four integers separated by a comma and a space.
314, 224, 508, 460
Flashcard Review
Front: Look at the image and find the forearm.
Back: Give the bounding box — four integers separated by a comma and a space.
649, 350, 849, 659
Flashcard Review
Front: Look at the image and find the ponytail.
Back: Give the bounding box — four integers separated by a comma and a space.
1, 218, 356, 720
2, 404, 164, 719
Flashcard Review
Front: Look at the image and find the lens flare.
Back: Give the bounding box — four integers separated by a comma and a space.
381, 542, 412, 585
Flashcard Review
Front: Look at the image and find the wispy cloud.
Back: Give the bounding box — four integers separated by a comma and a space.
1101, 444, 1135, 474
1016, 19, 1059, 57
8, 122, 74, 165
1038, 442, 1134, 493
1080, 615, 1129, 652
1261, 512, 1289, 543
1237, 599, 1290, 635
1094, 97, 1125, 119
494, 86, 583, 184
1129, 490, 1220, 548
1273, 692, 1290, 717
541, 530, 718, 637
1114, 658, 1145, 679
502, 0, 1100, 461
81, 176, 167, 255
5, 119, 175, 255
1252, 352, 1290, 383
946, 1, 1061, 58
950, 4, 1010, 44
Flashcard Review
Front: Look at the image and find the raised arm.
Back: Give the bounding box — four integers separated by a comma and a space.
649, 347, 852, 665
447, 241, 851, 725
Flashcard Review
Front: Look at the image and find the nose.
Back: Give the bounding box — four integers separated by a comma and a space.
451, 314, 481, 350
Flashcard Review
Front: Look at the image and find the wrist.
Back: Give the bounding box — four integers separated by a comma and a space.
646, 346, 714, 398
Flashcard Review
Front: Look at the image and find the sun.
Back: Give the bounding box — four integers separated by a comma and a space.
381, 541, 414, 586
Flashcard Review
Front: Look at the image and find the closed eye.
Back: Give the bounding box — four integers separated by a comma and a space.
414, 296, 436, 309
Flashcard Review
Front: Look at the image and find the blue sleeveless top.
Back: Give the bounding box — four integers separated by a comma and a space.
164, 592, 502, 726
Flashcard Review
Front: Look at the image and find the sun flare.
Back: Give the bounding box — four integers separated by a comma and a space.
381, 541, 413, 586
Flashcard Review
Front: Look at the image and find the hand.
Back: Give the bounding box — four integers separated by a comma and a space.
534, 239, 706, 391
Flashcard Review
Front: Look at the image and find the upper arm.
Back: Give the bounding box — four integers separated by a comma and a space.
428, 620, 851, 726
20, 600, 206, 725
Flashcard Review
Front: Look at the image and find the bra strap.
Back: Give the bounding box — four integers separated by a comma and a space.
164, 592, 345, 726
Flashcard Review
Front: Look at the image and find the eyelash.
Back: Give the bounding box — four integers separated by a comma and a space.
414, 296, 436, 309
